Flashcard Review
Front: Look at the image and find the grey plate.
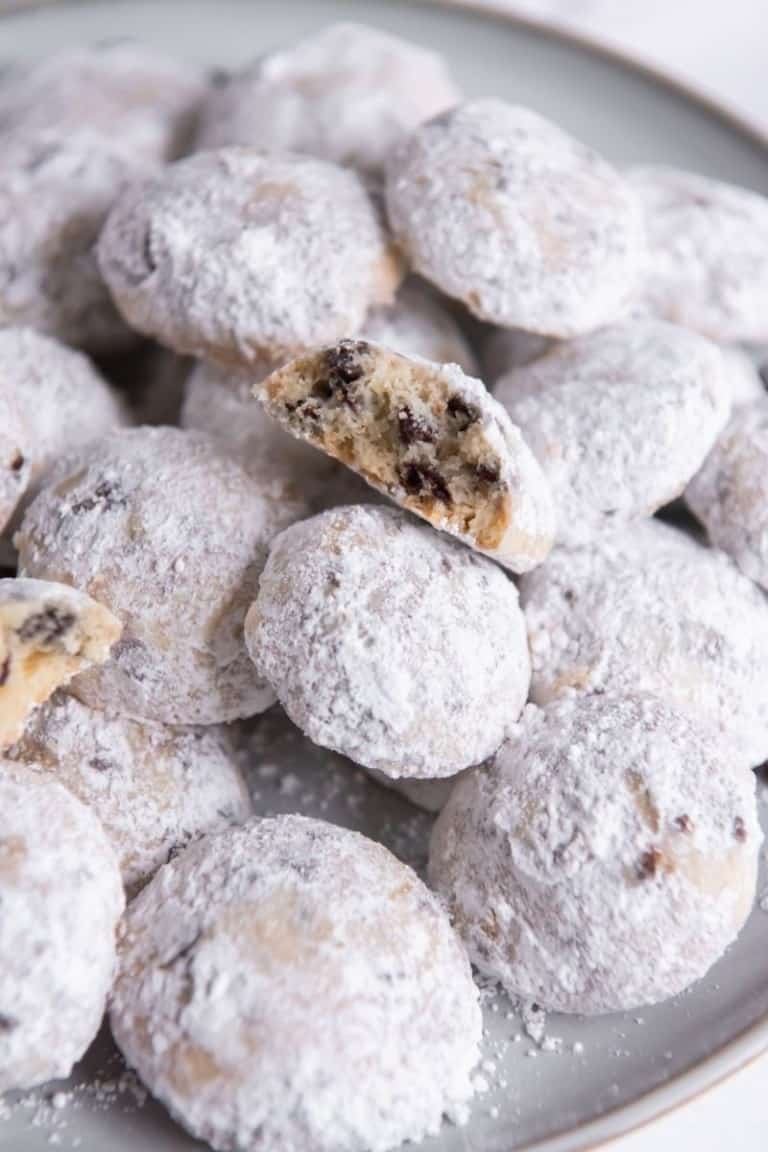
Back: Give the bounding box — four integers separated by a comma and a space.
2, 2, 768, 1150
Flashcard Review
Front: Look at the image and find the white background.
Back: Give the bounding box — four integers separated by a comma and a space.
465, 5, 768, 1150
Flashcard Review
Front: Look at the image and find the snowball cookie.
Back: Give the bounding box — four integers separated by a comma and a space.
0, 128, 152, 351
111, 815, 481, 1152
16, 427, 309, 725
246, 504, 530, 778
629, 166, 768, 343
0, 41, 204, 163
98, 148, 402, 364
8, 694, 252, 896
429, 693, 760, 1014
195, 22, 460, 174
364, 279, 478, 374
0, 578, 121, 750
0, 760, 124, 1091
520, 519, 768, 766
495, 320, 731, 545
257, 341, 556, 572
0, 328, 125, 535
386, 100, 643, 336
686, 402, 768, 591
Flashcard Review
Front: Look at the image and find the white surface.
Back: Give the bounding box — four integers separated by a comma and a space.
482, 4, 768, 1147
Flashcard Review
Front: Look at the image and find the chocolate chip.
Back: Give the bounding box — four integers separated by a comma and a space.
674, 814, 693, 833
446, 394, 480, 430
0, 1014, 18, 1033
17, 607, 75, 645
0, 655, 9, 686
89, 757, 112, 773
314, 340, 370, 406
71, 479, 126, 515
636, 847, 663, 879
475, 462, 500, 484
142, 226, 157, 275
563, 589, 575, 604
399, 462, 452, 504
9, 452, 24, 473
734, 816, 747, 842
396, 406, 436, 445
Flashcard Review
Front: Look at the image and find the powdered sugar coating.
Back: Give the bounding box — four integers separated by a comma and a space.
0, 42, 204, 163
246, 504, 530, 778
364, 279, 478, 373
98, 148, 401, 363
386, 100, 643, 336
686, 401, 768, 591
16, 426, 309, 724
495, 320, 731, 544
0, 128, 153, 351
8, 694, 253, 895
195, 22, 460, 174
0, 760, 124, 1091
0, 391, 31, 537
429, 693, 759, 1014
520, 519, 768, 766
0, 329, 125, 535
629, 166, 768, 343
111, 815, 481, 1152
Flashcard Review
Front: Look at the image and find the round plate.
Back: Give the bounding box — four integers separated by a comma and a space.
2, 3, 768, 1151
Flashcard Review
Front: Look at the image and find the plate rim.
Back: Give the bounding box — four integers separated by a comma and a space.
1, 2, 767, 1150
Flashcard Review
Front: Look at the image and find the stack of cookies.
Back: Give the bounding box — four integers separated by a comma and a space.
1, 22, 768, 1152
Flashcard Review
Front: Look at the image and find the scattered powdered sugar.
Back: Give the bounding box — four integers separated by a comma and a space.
628, 166, 768, 343
496, 320, 731, 545
686, 399, 768, 592
429, 692, 761, 1013
385, 100, 643, 336
520, 518, 768, 767
195, 21, 460, 174
246, 504, 531, 778
98, 149, 400, 363
0, 762, 124, 1093
110, 815, 482, 1152
16, 426, 309, 725
7, 693, 252, 895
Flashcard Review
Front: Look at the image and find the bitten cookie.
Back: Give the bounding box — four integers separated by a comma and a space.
196, 22, 460, 174
495, 320, 731, 544
429, 693, 759, 1014
0, 129, 152, 351
15, 427, 308, 725
629, 165, 768, 343
110, 816, 481, 1152
386, 100, 643, 336
245, 504, 530, 778
98, 149, 401, 364
256, 340, 556, 571
686, 401, 768, 591
520, 519, 768, 766
0, 41, 204, 163
0, 328, 125, 536
0, 761, 124, 1092
8, 694, 252, 896
0, 577, 121, 750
